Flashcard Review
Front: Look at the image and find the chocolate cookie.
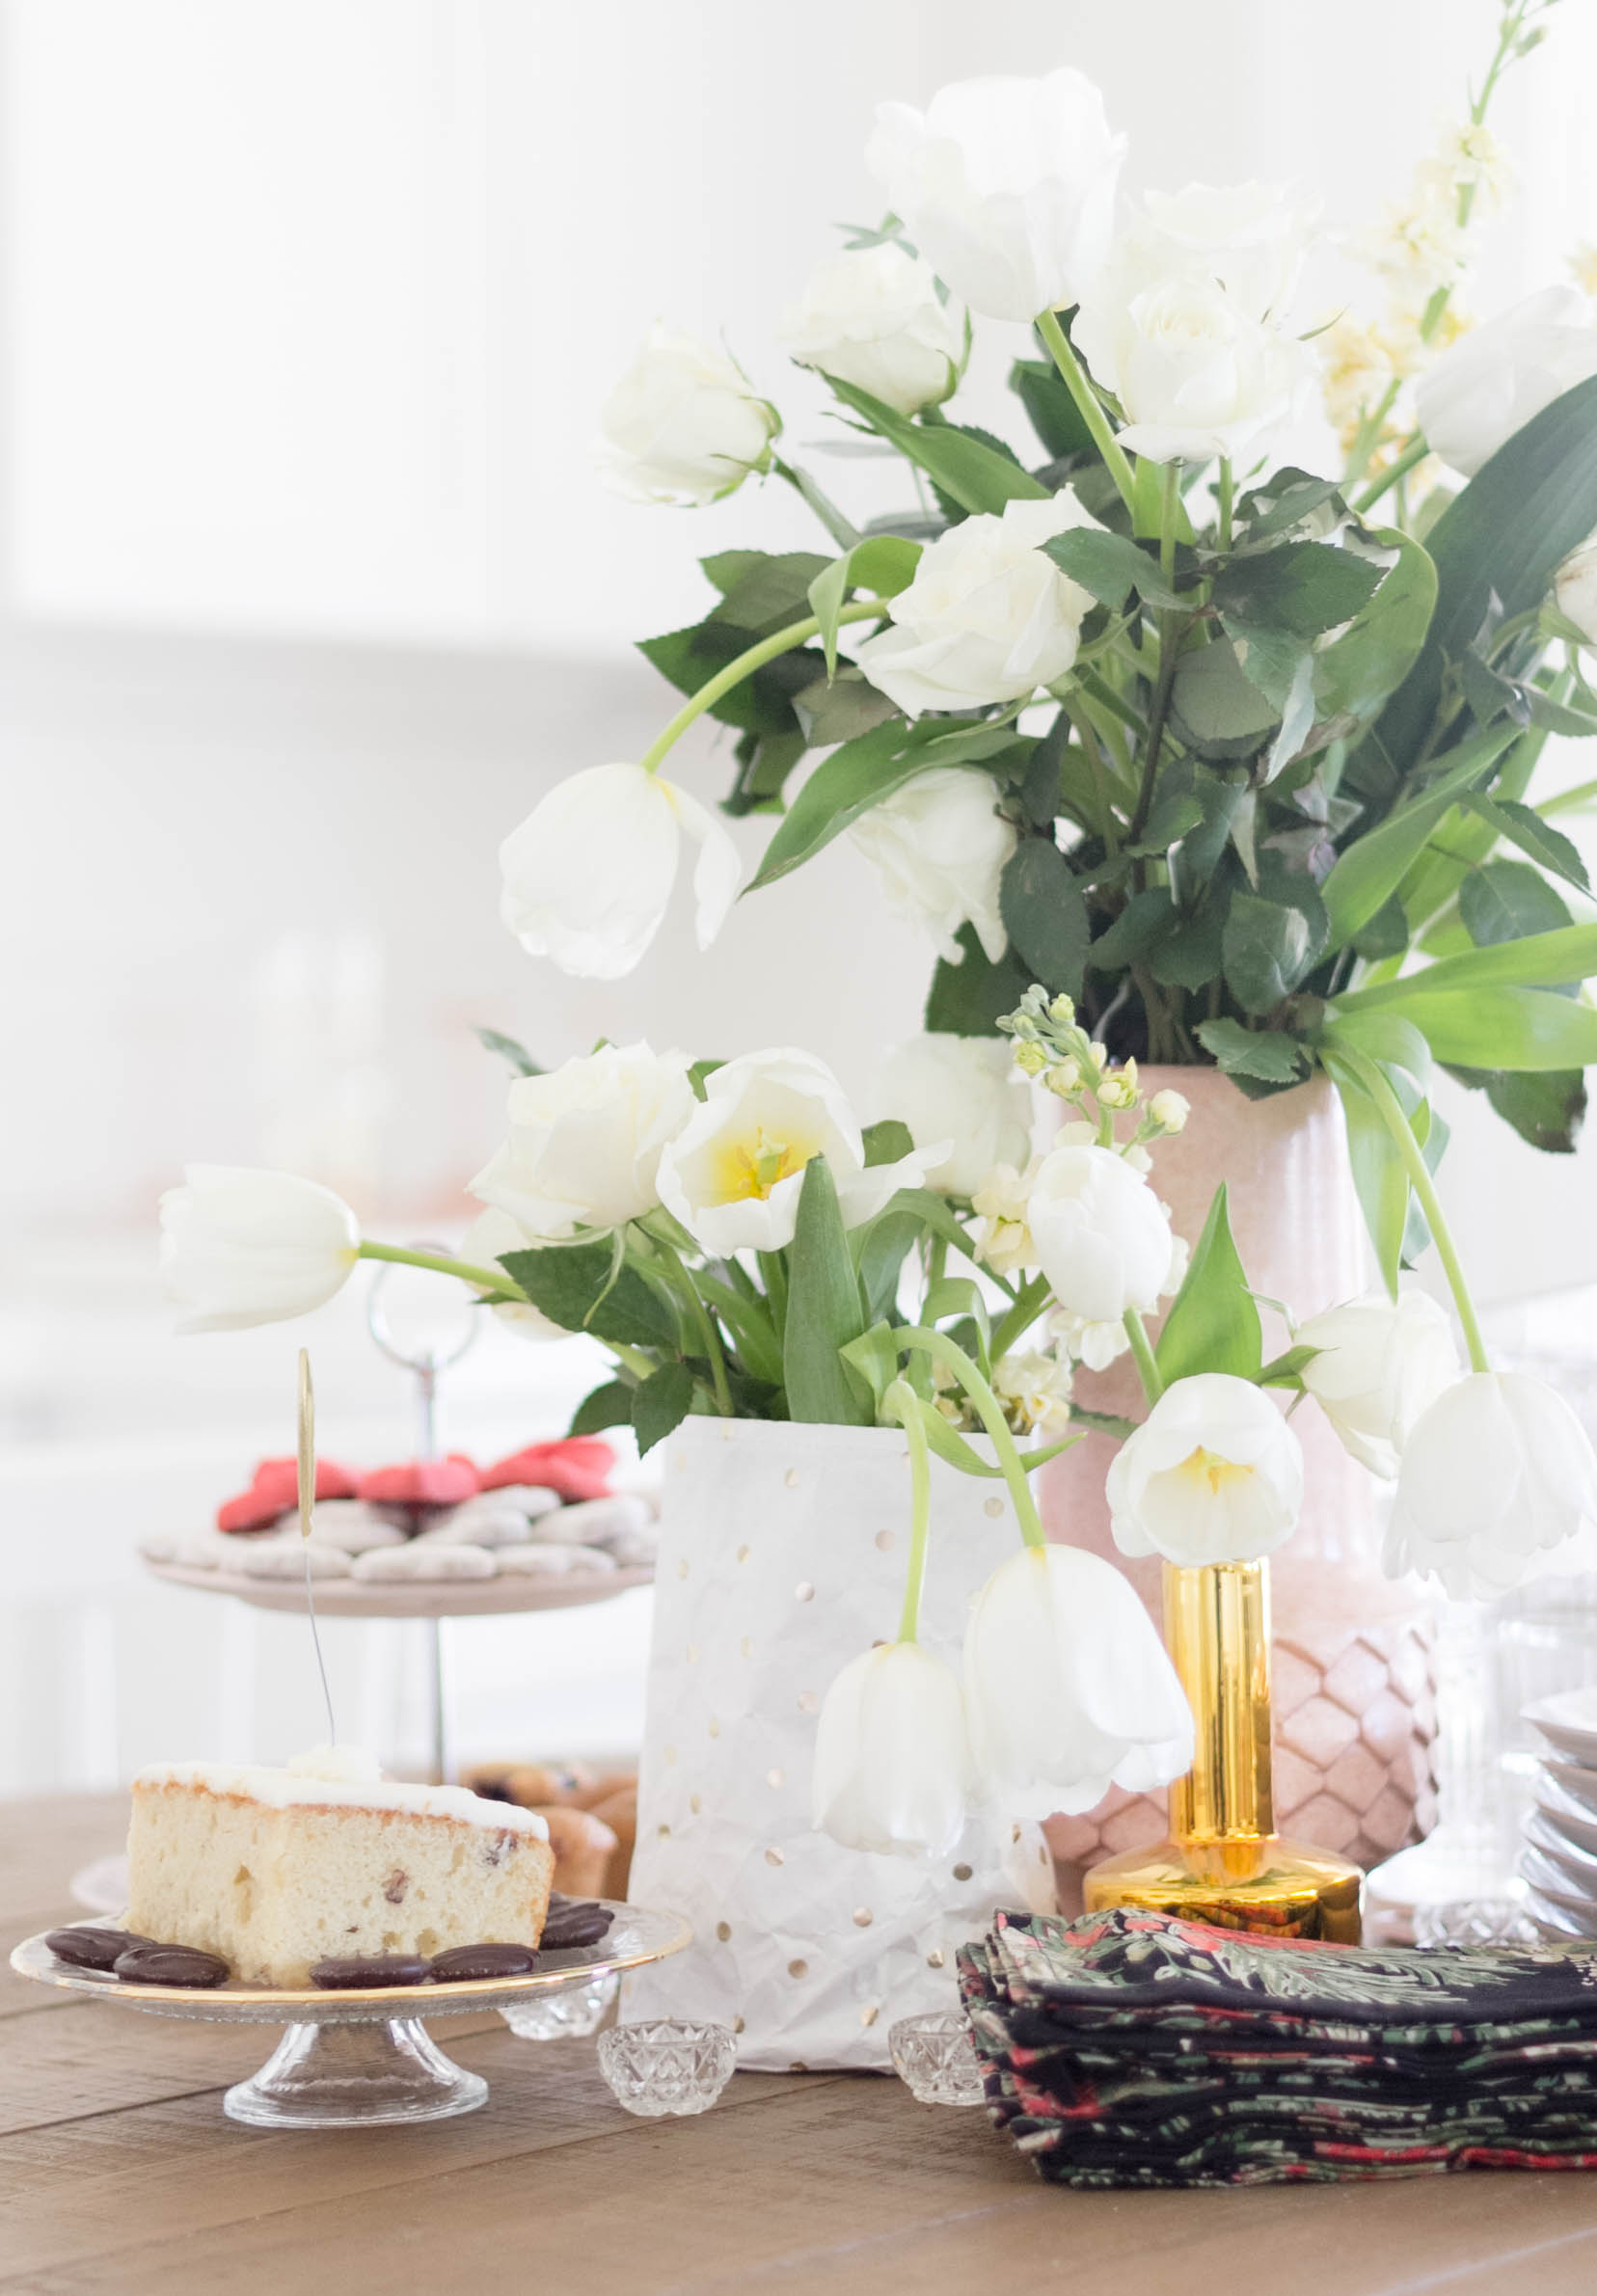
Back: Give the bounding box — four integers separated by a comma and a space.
113, 1944, 230, 1987
428, 1943, 539, 1981
310, 1954, 431, 1989
45, 1926, 156, 1972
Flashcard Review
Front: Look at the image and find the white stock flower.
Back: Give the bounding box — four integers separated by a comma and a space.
849, 768, 1017, 964
1074, 235, 1314, 465
992, 1348, 1074, 1436
457, 1208, 567, 1341
866, 68, 1125, 323
1367, 166, 1469, 308
1416, 287, 1597, 477
855, 492, 1101, 716
160, 1166, 360, 1333
963, 1545, 1194, 1819
874, 1033, 1034, 1199
470, 1042, 696, 1240
1384, 1371, 1597, 1599
1556, 537, 1597, 646
1026, 1144, 1177, 1324
1149, 1089, 1190, 1133
811, 1640, 972, 1859
597, 323, 777, 507
1435, 122, 1513, 208
1295, 1290, 1460, 1479
657, 1047, 925, 1255
971, 1158, 1040, 1276
1106, 1373, 1304, 1567
500, 763, 742, 982
1141, 180, 1319, 323
781, 242, 962, 417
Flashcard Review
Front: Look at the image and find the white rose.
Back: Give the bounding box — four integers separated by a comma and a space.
1295, 1290, 1459, 1480
1384, 1370, 1597, 1599
962, 1545, 1194, 1818
848, 768, 1016, 964
160, 1166, 360, 1333
1074, 241, 1314, 466
597, 323, 778, 508
1106, 1372, 1304, 1567
855, 491, 1101, 716
1415, 287, 1597, 478
656, 1047, 927, 1256
1026, 1144, 1177, 1324
499, 762, 742, 982
1141, 180, 1320, 323
874, 1034, 1034, 1199
469, 1042, 696, 1241
457, 1209, 567, 1340
811, 1640, 972, 1859
867, 68, 1124, 323
781, 242, 962, 418
1556, 536, 1597, 646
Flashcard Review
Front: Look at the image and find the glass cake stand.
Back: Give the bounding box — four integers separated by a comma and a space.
11, 1904, 690, 2129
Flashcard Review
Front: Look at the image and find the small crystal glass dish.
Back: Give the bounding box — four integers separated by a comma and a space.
501, 1971, 618, 2040
889, 2010, 986, 2106
598, 2018, 736, 2117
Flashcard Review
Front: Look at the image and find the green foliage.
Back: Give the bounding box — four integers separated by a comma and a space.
500, 1242, 677, 1349
567, 1380, 636, 1437
924, 922, 1033, 1035
861, 1119, 914, 1167
475, 1026, 541, 1076
1212, 541, 1381, 637
1042, 528, 1187, 610
748, 716, 1014, 891
807, 535, 920, 679
1009, 355, 1094, 459
1169, 640, 1283, 760
1195, 1018, 1312, 1086
998, 840, 1091, 999
782, 1158, 873, 1425
631, 1361, 697, 1456
1459, 857, 1573, 948
1154, 1185, 1263, 1384
822, 374, 1049, 513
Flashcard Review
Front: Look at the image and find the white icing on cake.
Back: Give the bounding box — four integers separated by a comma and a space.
133, 1748, 549, 1838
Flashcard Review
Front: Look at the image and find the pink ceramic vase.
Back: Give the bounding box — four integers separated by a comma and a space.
1042, 1067, 1438, 1908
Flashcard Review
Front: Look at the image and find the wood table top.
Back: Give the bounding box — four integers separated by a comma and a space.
5, 1794, 1597, 2294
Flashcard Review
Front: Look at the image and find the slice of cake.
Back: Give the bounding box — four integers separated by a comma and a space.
126, 1746, 555, 1985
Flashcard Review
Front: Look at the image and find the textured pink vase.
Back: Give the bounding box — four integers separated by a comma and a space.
1042, 1067, 1438, 1908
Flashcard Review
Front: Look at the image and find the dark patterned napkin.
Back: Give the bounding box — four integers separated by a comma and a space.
958, 1907, 1597, 2187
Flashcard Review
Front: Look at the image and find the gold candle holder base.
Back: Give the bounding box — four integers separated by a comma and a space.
1084, 1832, 1364, 1943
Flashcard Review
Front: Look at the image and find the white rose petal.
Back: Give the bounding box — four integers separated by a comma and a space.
781, 242, 962, 418
1106, 1372, 1304, 1568
470, 1043, 696, 1242
597, 322, 778, 507
874, 1034, 1034, 1199
160, 1166, 361, 1334
1141, 179, 1320, 323
849, 768, 1017, 964
1415, 287, 1597, 478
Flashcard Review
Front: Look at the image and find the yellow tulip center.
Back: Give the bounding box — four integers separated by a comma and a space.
1176, 1445, 1255, 1498
711, 1124, 819, 1203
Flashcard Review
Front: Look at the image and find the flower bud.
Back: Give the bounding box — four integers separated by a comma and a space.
1149, 1089, 1190, 1134
1048, 993, 1077, 1024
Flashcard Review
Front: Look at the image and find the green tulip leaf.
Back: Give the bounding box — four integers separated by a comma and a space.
1154, 1183, 1263, 1385
783, 1156, 873, 1425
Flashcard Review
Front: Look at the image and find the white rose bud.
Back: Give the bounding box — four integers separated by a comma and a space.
1384, 1371, 1597, 1599
160, 1167, 360, 1333
856, 491, 1101, 716
598, 323, 778, 507
849, 768, 1017, 965
867, 68, 1125, 323
470, 1042, 697, 1240
781, 242, 962, 417
1141, 180, 1320, 324
1106, 1372, 1305, 1567
1556, 537, 1597, 647
1415, 287, 1597, 478
1026, 1144, 1177, 1324
1295, 1290, 1460, 1480
811, 1640, 972, 1859
874, 1034, 1034, 1199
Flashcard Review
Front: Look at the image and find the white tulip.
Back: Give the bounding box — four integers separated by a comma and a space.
470, 1042, 696, 1241
160, 1166, 360, 1334
867, 68, 1124, 323
597, 322, 778, 507
1106, 1373, 1304, 1567
1026, 1144, 1177, 1324
1140, 180, 1319, 324
1295, 1290, 1459, 1479
1074, 237, 1314, 465
811, 1640, 972, 1859
457, 1209, 567, 1340
874, 1033, 1034, 1199
855, 492, 1102, 716
781, 242, 962, 418
1415, 287, 1597, 478
499, 762, 742, 982
1556, 537, 1597, 647
962, 1545, 1194, 1819
849, 768, 1016, 965
657, 1047, 927, 1255
1383, 1371, 1597, 1598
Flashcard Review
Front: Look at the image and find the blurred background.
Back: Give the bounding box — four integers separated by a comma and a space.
5, 0, 1597, 1799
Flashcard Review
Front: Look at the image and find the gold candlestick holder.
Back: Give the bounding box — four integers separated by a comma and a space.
1084, 1560, 1364, 1942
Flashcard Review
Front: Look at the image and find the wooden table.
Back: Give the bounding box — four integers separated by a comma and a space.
6, 1796, 1597, 2295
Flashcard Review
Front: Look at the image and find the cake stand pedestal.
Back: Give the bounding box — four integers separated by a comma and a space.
226, 2015, 489, 2126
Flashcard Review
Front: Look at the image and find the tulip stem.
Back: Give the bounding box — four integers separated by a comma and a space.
1216, 459, 1234, 551
637, 1229, 734, 1415
1123, 1309, 1164, 1406
358, 1240, 527, 1303
885, 1379, 933, 1643
636, 602, 885, 778
894, 1326, 1047, 1552
1335, 1044, 1492, 1376
1035, 307, 1138, 515
1353, 435, 1429, 518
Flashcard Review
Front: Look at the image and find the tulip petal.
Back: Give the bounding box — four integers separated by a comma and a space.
500, 763, 680, 981
661, 777, 744, 949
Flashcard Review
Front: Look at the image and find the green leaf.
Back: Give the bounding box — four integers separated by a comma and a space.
1086, 888, 1176, 972
861, 1119, 914, 1168
1320, 720, 1519, 949
1194, 1018, 1311, 1085
475, 1025, 541, 1077
1313, 528, 1438, 726
705, 551, 832, 637
568, 1380, 636, 1437
1009, 355, 1094, 459
782, 1157, 872, 1425
839, 1321, 906, 1412
925, 921, 1033, 1034
806, 535, 920, 679
1222, 889, 1326, 1014
1212, 542, 1381, 637
1320, 1011, 1432, 1090
725, 726, 807, 816
1169, 640, 1282, 760
1333, 921, 1597, 1009
1040, 528, 1185, 611
1322, 1055, 1409, 1296
1154, 1184, 1263, 1384
1351, 892, 1411, 961
792, 668, 900, 749
822, 374, 1049, 514
1460, 857, 1574, 948
500, 1242, 678, 1348
1463, 796, 1591, 894
1486, 1067, 1587, 1152
1235, 471, 1346, 545
748, 716, 1013, 891
998, 840, 1091, 998
631, 1361, 697, 1457
1374, 983, 1597, 1069
692, 1272, 784, 1387
637, 619, 825, 740
1257, 1343, 1323, 1388
854, 1208, 925, 1324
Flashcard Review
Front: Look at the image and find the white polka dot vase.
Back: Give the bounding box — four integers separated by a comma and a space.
621, 1417, 1056, 2071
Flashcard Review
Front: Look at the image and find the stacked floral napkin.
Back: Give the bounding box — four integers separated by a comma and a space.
958, 1907, 1597, 2186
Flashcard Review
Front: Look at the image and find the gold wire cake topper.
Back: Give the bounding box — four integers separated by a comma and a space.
296, 1347, 338, 1745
